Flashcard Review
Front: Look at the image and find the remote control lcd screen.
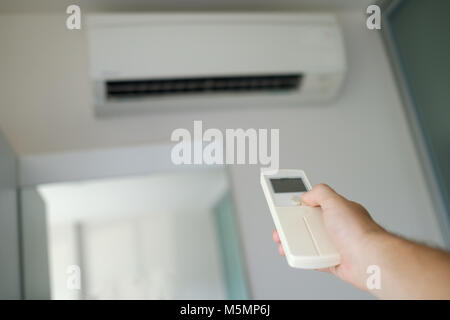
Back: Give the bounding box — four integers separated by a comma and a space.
270, 178, 307, 193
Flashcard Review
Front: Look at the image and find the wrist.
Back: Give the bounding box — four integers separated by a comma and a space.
359, 230, 403, 298
356, 224, 391, 255
349, 228, 391, 293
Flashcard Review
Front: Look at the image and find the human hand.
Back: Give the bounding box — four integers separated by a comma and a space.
272, 184, 386, 291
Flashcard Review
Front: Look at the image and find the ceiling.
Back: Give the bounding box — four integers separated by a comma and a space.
0, 0, 376, 14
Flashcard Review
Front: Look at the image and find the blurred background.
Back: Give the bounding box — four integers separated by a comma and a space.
39, 169, 247, 299
0, 0, 449, 299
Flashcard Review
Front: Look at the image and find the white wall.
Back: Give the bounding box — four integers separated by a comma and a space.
47, 223, 79, 299
0, 10, 445, 299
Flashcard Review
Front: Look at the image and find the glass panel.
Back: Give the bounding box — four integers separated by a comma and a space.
213, 192, 249, 299
388, 0, 450, 218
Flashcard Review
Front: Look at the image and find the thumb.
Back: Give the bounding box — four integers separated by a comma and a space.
301, 183, 344, 208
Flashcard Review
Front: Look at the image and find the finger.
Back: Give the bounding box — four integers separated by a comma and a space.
327, 265, 339, 277
272, 229, 281, 243
315, 267, 332, 273
301, 183, 343, 208
278, 244, 285, 256
315, 266, 339, 277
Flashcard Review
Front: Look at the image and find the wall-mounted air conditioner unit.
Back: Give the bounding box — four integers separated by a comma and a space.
87, 13, 346, 116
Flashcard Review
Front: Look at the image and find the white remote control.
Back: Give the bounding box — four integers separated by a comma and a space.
261, 169, 340, 269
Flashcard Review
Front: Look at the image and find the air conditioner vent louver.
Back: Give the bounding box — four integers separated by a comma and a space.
106, 74, 302, 99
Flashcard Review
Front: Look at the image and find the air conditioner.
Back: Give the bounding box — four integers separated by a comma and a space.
86, 13, 346, 116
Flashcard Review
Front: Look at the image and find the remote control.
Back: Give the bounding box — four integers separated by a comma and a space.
261, 169, 340, 269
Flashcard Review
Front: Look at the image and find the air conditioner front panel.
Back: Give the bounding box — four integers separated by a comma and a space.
87, 14, 345, 80
87, 13, 346, 115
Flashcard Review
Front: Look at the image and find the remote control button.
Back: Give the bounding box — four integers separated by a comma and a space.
291, 196, 302, 206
